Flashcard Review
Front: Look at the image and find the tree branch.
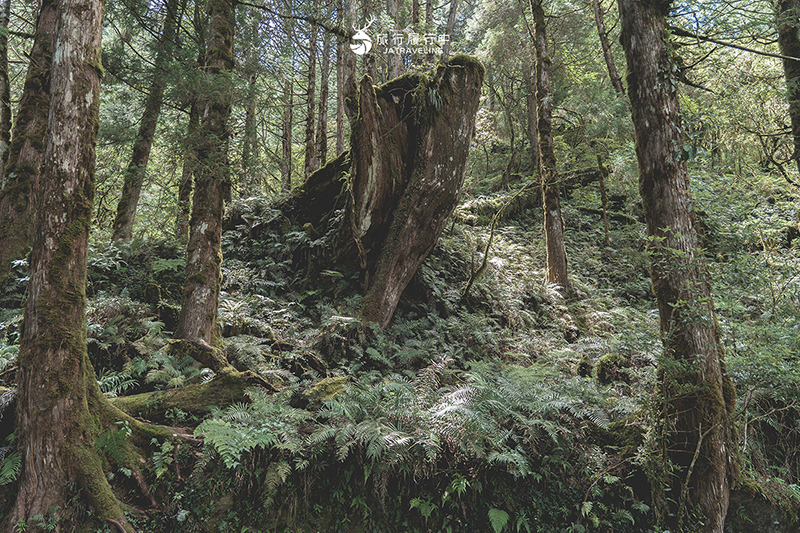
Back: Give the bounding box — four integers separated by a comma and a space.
670, 26, 800, 62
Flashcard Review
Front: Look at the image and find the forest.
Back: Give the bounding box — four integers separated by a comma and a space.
0, 0, 799, 530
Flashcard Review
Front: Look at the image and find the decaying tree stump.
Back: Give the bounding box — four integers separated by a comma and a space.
282, 55, 484, 328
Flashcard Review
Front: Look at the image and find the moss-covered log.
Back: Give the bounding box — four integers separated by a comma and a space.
284, 55, 484, 328
110, 367, 271, 424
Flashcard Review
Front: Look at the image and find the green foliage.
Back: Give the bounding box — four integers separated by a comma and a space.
96, 421, 132, 464
487, 507, 509, 533
0, 450, 20, 485
194, 388, 309, 469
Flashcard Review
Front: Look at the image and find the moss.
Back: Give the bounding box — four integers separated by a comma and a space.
111, 368, 253, 423
595, 353, 632, 384
294, 376, 349, 410
448, 54, 486, 84
577, 354, 593, 377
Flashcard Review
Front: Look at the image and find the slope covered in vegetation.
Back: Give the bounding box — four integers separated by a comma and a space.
2, 149, 798, 532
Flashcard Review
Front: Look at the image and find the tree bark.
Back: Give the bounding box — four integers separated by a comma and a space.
175, 102, 199, 242
316, 29, 331, 166
524, 58, 540, 173
285, 57, 484, 328
776, 0, 800, 175
304, 15, 318, 179
111, 0, 181, 241
0, 0, 10, 189
0, 0, 55, 285
342, 0, 358, 119
387, 0, 403, 79
8, 0, 135, 526
242, 72, 260, 195
618, 0, 735, 531
175, 0, 235, 352
441, 0, 459, 61
281, 75, 294, 191
531, 0, 570, 291
593, 0, 625, 95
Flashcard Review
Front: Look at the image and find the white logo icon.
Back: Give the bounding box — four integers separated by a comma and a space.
350, 19, 374, 55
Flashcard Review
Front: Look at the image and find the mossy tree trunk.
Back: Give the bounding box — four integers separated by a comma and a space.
777, 0, 800, 176
531, 0, 570, 292
618, 0, 735, 531
8, 0, 137, 527
111, 0, 181, 242
286, 57, 483, 328
0, 0, 55, 284
175, 0, 235, 359
175, 102, 199, 242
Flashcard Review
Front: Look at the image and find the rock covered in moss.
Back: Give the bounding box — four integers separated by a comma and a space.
291, 376, 349, 410
595, 353, 632, 384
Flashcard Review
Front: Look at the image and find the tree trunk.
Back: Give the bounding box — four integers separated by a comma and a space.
618, 0, 735, 531
777, 0, 800, 176
387, 0, 403, 79
281, 76, 294, 191
531, 0, 570, 291
175, 102, 199, 242
342, 0, 358, 119
524, 58, 540, 173
593, 0, 625, 95
316, 29, 331, 166
111, 0, 181, 241
0, 0, 55, 285
8, 0, 135, 526
0, 0, 10, 189
425, 0, 434, 64
363, 0, 378, 81
441, 0, 459, 61
304, 15, 318, 179
175, 0, 235, 351
284, 56, 484, 328
242, 72, 259, 195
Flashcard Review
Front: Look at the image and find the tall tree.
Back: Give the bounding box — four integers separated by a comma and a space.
387, 0, 403, 78
315, 28, 331, 166
240, 6, 262, 196
592, 0, 625, 95
0, 0, 10, 187
776, 0, 800, 175
531, 0, 570, 291
304, 13, 318, 179
618, 0, 736, 531
336, 0, 347, 154
175, 0, 236, 357
280, 0, 295, 191
0, 0, 55, 284
442, 0, 459, 61
7, 0, 137, 526
111, 0, 182, 241
176, 102, 199, 242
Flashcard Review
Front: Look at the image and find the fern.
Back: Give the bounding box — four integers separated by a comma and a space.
487, 508, 509, 533
0, 449, 20, 485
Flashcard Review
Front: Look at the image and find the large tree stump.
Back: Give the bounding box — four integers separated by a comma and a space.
284, 55, 484, 328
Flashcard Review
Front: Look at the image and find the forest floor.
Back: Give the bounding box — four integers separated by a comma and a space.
1, 162, 799, 532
